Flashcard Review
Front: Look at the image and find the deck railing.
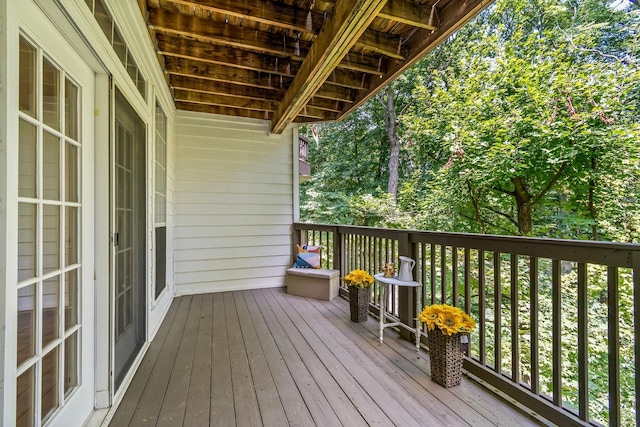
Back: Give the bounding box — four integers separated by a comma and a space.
293, 222, 640, 427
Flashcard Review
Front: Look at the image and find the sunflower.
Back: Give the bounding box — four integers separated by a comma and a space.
418, 304, 444, 330
460, 312, 476, 332
439, 310, 463, 336
418, 303, 475, 335
343, 269, 374, 288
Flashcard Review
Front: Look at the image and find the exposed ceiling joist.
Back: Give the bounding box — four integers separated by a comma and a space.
162, 0, 323, 34
378, 0, 438, 30
170, 75, 282, 101
176, 101, 274, 120
156, 33, 368, 91
164, 56, 291, 90
148, 7, 309, 59
149, 8, 388, 78
345, 0, 493, 118
141, 0, 493, 131
170, 0, 409, 61
271, 0, 389, 133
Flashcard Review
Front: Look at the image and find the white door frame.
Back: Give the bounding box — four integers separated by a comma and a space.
3, 1, 98, 425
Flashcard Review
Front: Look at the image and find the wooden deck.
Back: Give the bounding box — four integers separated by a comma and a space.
109, 288, 546, 427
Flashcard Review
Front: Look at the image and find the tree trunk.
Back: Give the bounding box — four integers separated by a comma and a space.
589, 156, 598, 240
380, 86, 400, 197
512, 177, 533, 236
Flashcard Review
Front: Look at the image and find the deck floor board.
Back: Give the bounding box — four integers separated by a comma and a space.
108, 296, 181, 426
241, 290, 316, 426
184, 293, 213, 426
110, 289, 545, 427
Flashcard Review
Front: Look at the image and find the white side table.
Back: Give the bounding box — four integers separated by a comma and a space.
374, 273, 422, 351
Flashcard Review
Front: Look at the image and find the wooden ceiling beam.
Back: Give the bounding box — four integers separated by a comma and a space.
314, 86, 356, 103
175, 90, 327, 119
150, 8, 387, 76
271, 0, 389, 133
156, 33, 369, 90
165, 57, 358, 104
149, 7, 310, 59
176, 102, 274, 121
339, 52, 388, 75
355, 31, 406, 60
378, 0, 438, 30
165, 0, 404, 60
163, 0, 323, 34
164, 56, 291, 90
156, 33, 298, 77
341, 0, 494, 118
170, 75, 282, 101
175, 98, 328, 120
170, 75, 343, 113
174, 89, 275, 113
308, 97, 343, 113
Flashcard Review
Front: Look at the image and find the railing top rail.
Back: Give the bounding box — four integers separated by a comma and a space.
294, 223, 337, 233
294, 222, 409, 239
294, 222, 640, 268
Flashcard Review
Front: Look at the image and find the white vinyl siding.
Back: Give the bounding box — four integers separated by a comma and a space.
174, 110, 293, 295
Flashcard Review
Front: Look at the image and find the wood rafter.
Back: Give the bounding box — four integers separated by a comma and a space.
140, 0, 493, 132
149, 7, 389, 76
271, 0, 389, 133
149, 7, 310, 59
156, 33, 368, 90
379, 0, 438, 30
174, 89, 329, 119
157, 0, 323, 34
342, 0, 495, 119
160, 0, 407, 60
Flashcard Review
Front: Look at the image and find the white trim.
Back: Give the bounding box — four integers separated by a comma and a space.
292, 125, 300, 223
7, 2, 97, 425
3, 0, 178, 423
93, 340, 151, 427
93, 73, 111, 410
0, 2, 19, 425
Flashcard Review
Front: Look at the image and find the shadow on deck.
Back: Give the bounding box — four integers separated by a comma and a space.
109, 288, 547, 426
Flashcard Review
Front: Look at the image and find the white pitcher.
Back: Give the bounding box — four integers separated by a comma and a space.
398, 256, 415, 281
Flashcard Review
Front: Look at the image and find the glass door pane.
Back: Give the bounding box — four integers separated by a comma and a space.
16, 35, 84, 426
113, 89, 146, 390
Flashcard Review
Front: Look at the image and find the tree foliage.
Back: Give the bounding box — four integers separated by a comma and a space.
301, 0, 640, 242
299, 2, 639, 424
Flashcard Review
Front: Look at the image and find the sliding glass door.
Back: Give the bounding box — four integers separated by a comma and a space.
113, 89, 146, 390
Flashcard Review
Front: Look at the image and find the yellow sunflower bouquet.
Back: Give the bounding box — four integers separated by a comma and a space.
343, 269, 374, 289
418, 304, 475, 336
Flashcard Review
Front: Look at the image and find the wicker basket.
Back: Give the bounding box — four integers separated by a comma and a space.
348, 286, 371, 322
427, 328, 463, 387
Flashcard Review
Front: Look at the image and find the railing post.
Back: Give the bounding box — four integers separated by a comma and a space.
292, 224, 301, 265
398, 232, 415, 341
333, 226, 342, 274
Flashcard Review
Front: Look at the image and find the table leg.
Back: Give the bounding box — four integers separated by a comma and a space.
379, 282, 385, 344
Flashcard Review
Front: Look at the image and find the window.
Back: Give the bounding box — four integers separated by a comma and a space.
17, 35, 81, 426
84, 0, 146, 98
154, 102, 167, 299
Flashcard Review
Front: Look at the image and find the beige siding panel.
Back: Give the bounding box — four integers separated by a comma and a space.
178, 170, 292, 186
175, 181, 291, 195
176, 214, 292, 227
175, 245, 290, 262
176, 224, 290, 239
175, 203, 291, 216
177, 192, 291, 205
174, 110, 293, 294
175, 255, 292, 274
175, 235, 292, 251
